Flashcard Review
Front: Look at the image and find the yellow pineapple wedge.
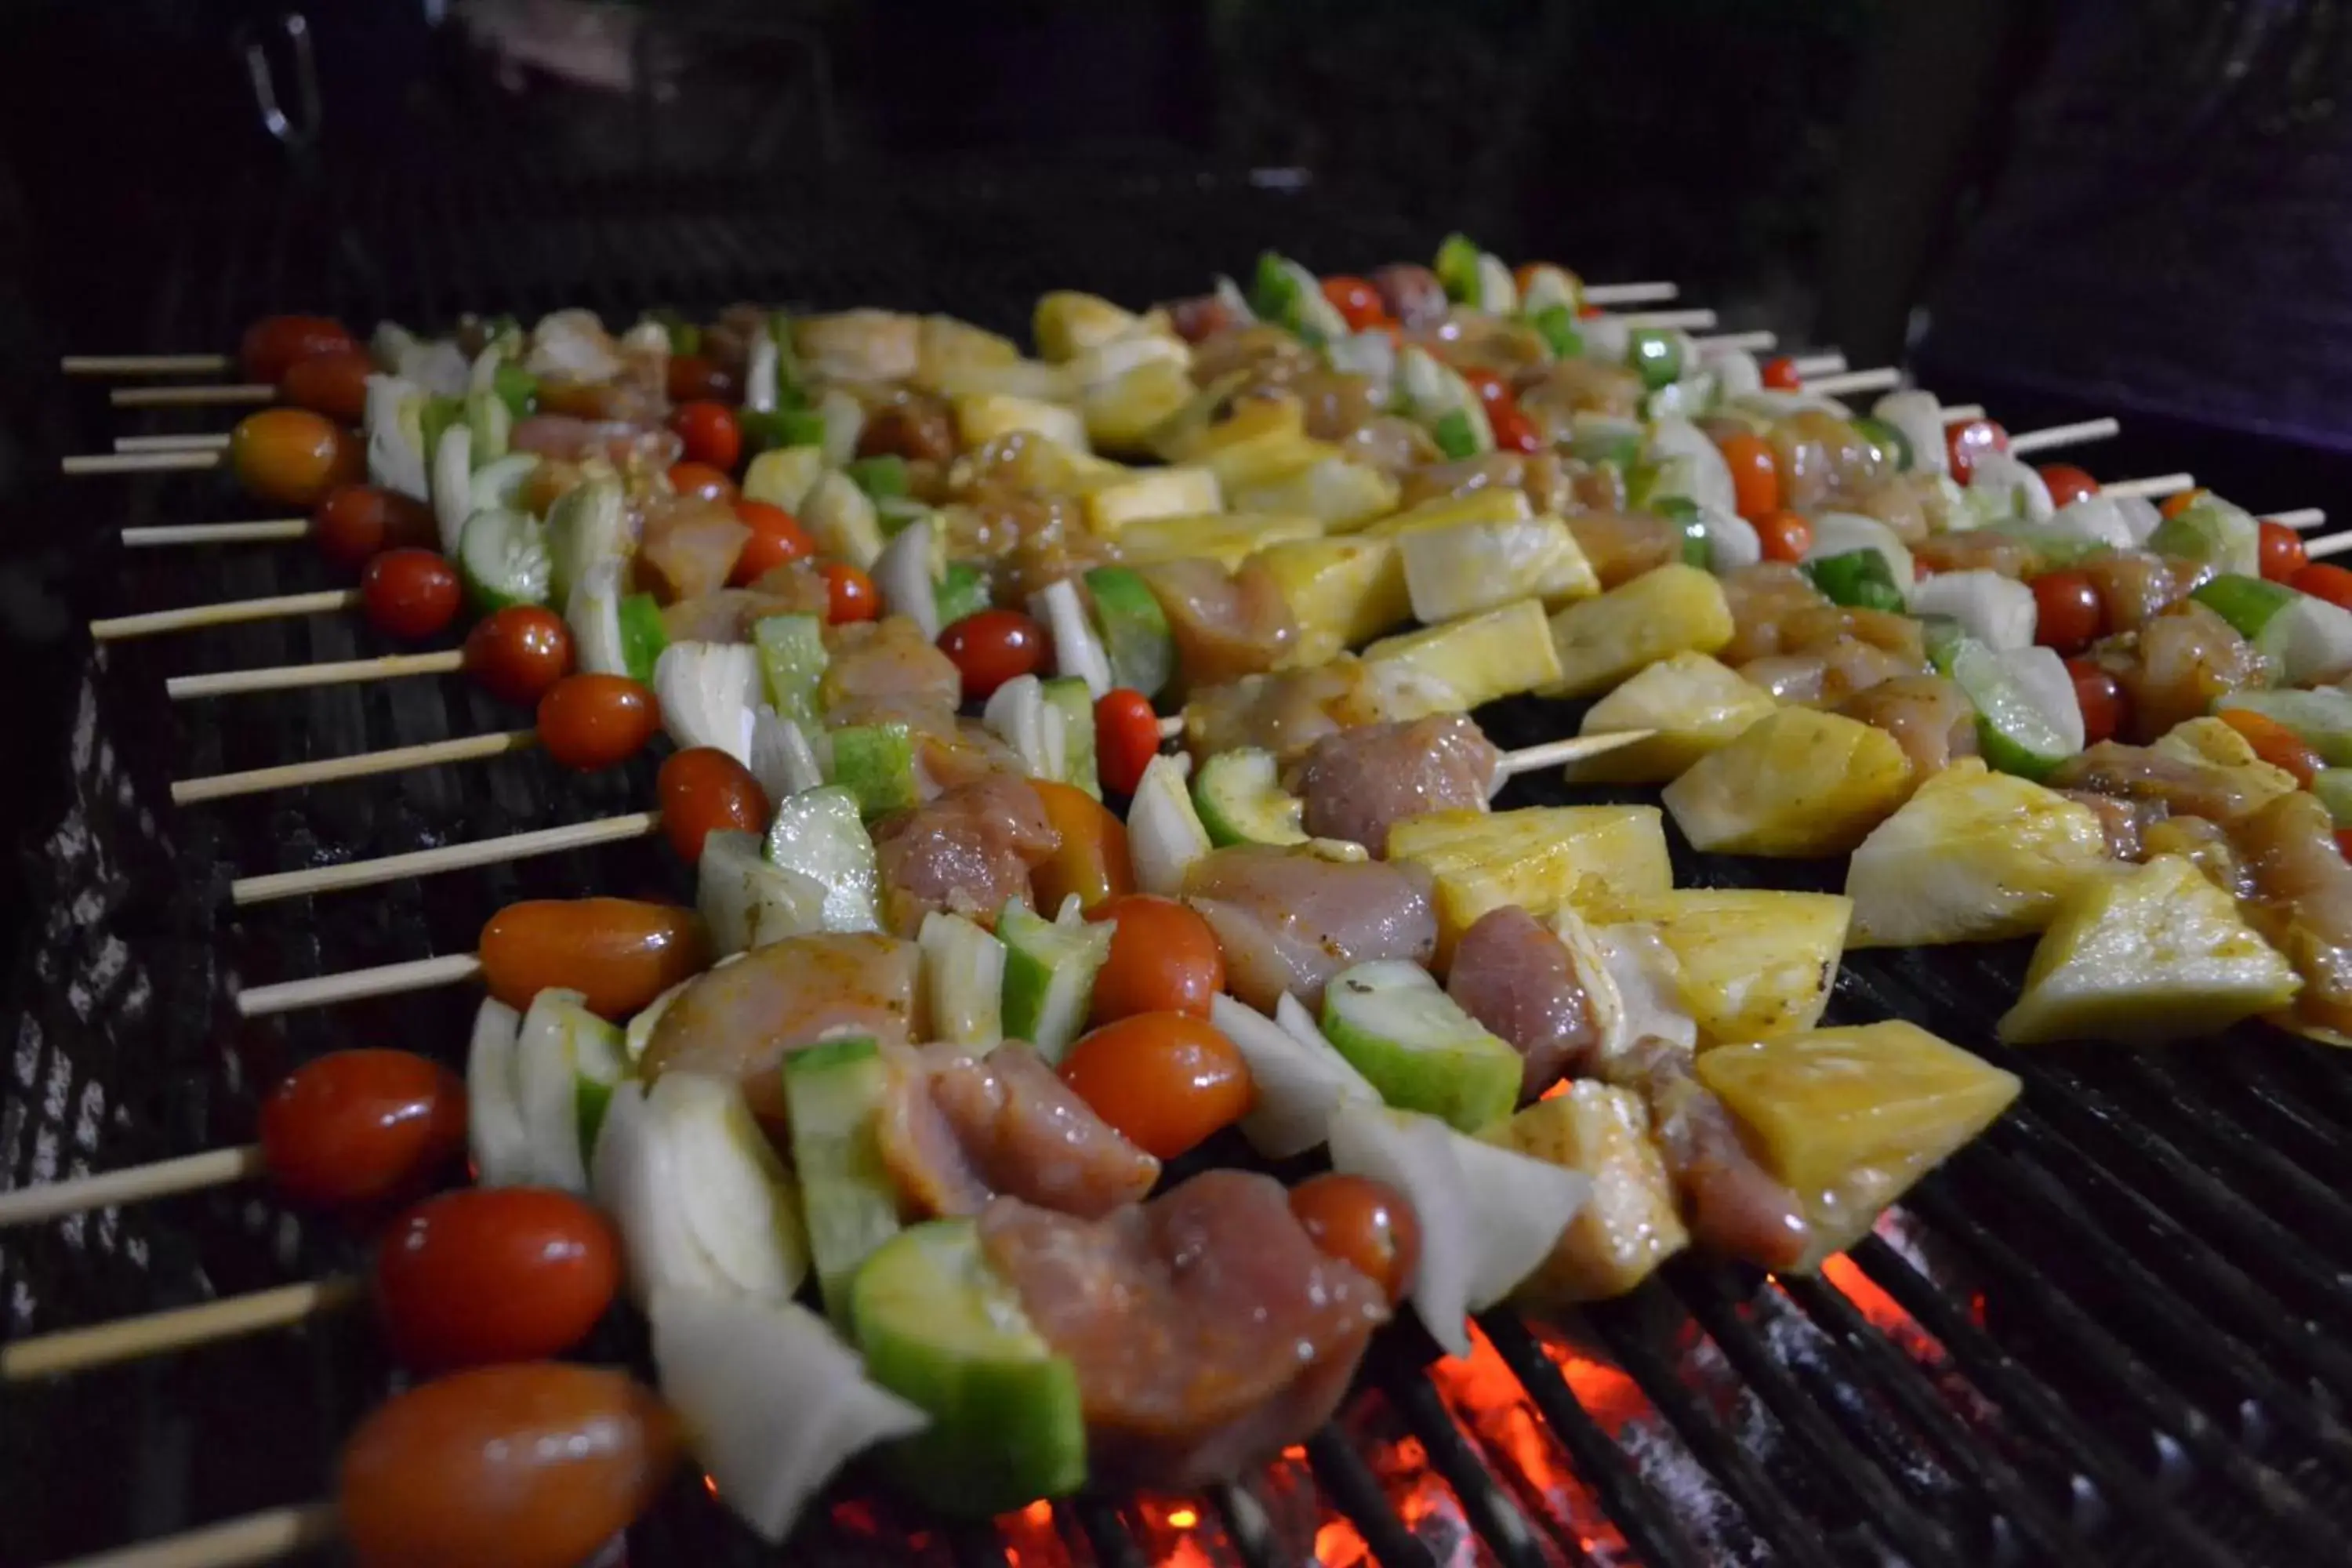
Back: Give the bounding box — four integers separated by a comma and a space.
1079, 466, 1224, 536
914, 314, 1022, 391
2151, 717, 2303, 813
1033, 290, 1145, 362
953, 392, 1089, 452
1082, 358, 1197, 453
1251, 535, 1410, 668
1387, 804, 1671, 960
1399, 515, 1601, 622
1486, 1083, 1690, 1304
1843, 760, 2114, 948
1586, 889, 1851, 1045
1696, 1022, 2022, 1269
1113, 511, 1325, 572
1997, 854, 2299, 1045
1357, 485, 1531, 539
1662, 708, 1915, 856
1229, 456, 1401, 532
1565, 651, 1777, 785
1361, 598, 1563, 721
1543, 564, 1735, 698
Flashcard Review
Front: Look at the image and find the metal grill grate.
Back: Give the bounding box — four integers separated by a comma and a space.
5, 158, 2349, 1568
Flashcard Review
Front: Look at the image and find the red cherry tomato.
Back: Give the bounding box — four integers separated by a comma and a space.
229, 407, 363, 506
666, 354, 735, 405
373, 1188, 620, 1372
1094, 688, 1163, 797
656, 747, 771, 863
1718, 433, 1782, 521
239, 314, 355, 385
1489, 404, 1541, 454
1946, 419, 2010, 485
1759, 355, 1802, 391
463, 607, 574, 706
1755, 508, 1813, 564
730, 499, 815, 584
1086, 895, 1225, 1024
535, 674, 661, 771
361, 548, 463, 641
2036, 463, 2100, 510
279, 348, 376, 426
258, 1050, 467, 1209
1458, 368, 1512, 409
313, 485, 436, 571
2031, 569, 2106, 655
822, 562, 878, 624
2065, 658, 2128, 747
2259, 520, 2309, 583
1320, 275, 1389, 332
2336, 829, 2352, 862
478, 899, 710, 1020
1289, 1172, 1421, 1305
667, 461, 736, 503
937, 609, 1046, 702
2217, 708, 2323, 787
2291, 561, 2352, 610
337, 1364, 679, 1568
1058, 1012, 1252, 1160
669, 401, 742, 473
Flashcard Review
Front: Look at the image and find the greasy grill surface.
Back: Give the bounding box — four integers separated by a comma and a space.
5, 162, 2349, 1567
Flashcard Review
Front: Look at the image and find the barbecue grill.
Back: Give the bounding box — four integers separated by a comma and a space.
6, 151, 2350, 1568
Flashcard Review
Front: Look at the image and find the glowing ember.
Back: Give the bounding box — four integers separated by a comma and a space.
1430, 1325, 1632, 1560
998, 1500, 1065, 1568
1822, 1252, 1949, 1359
1314, 1517, 1373, 1567
1166, 1508, 1199, 1529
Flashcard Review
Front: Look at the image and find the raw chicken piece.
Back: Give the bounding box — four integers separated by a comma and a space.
1182, 846, 1437, 1013
875, 1043, 1160, 1221
871, 775, 1060, 936
1292, 716, 1501, 853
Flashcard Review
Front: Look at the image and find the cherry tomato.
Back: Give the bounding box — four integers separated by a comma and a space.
730, 499, 815, 584
239, 314, 355, 385
1459, 368, 1513, 409
2036, 463, 2100, 510
937, 609, 1046, 701
374, 1189, 620, 1372
2216, 708, 2322, 786
823, 562, 878, 624
1094, 688, 1163, 797
669, 401, 742, 472
2065, 658, 2128, 747
666, 353, 735, 405
463, 607, 574, 706
657, 746, 771, 863
2259, 520, 2309, 583
2336, 829, 2352, 862
1289, 1172, 1421, 1305
667, 461, 736, 503
258, 1050, 466, 1209
1030, 780, 1134, 915
2031, 569, 2106, 655
229, 407, 363, 506
478, 898, 709, 1019
279, 347, 376, 425
1576, 302, 1606, 320
1755, 508, 1813, 564
1489, 405, 1541, 455
1058, 1012, 1252, 1160
313, 485, 435, 571
1320, 274, 1389, 331
338, 1363, 679, 1568
1759, 355, 1802, 391
1718, 432, 1782, 521
2291, 562, 2352, 610
535, 673, 660, 771
2160, 486, 2211, 522
361, 548, 463, 641
1945, 419, 2010, 485
1086, 895, 1225, 1023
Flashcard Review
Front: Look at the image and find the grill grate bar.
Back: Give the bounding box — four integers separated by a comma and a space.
1387, 1375, 1555, 1568
1303, 1428, 1438, 1568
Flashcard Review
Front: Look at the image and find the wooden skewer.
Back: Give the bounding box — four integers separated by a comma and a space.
123, 519, 309, 548
1789, 351, 1847, 377
114, 433, 233, 454
1803, 367, 1903, 396
2268, 507, 2325, 531
46, 1502, 340, 1568
230, 811, 661, 906
2, 1278, 358, 1382
1618, 308, 1717, 332
2100, 473, 2194, 502
1696, 329, 1774, 354
237, 953, 485, 1018
1580, 281, 1678, 306
172, 730, 537, 804
62, 450, 222, 477
90, 590, 358, 642
2302, 530, 2352, 561
61, 353, 234, 377
1942, 404, 1986, 423
1494, 731, 1656, 780
169, 649, 462, 700
2005, 418, 2120, 456
111, 383, 274, 408
0, 1146, 265, 1229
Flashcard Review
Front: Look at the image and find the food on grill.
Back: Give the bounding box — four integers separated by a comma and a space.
1592, 889, 1851, 1046
1181, 842, 1439, 1013
1386, 804, 1671, 958
371, 1187, 620, 1371
255, 1048, 469, 1210
1486, 1082, 1690, 1304
1662, 707, 1917, 855
476, 898, 710, 1019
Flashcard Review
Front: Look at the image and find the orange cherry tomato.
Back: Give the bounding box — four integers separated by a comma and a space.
2291, 562, 2352, 610
1489, 404, 1541, 454
1759, 355, 1802, 391
1945, 419, 2010, 485
656, 746, 771, 863
279, 347, 376, 425
337, 1363, 679, 1568
2216, 708, 2321, 786
1459, 368, 1512, 409
535, 673, 661, 771
229, 406, 363, 506
374, 1189, 620, 1372
1717, 432, 1782, 521
1094, 688, 1163, 797
2160, 486, 2212, 521
729, 499, 815, 584
1576, 302, 1605, 320
2259, 520, 2309, 583
2031, 569, 2106, 655
822, 562, 878, 624
239, 314, 355, 385
1755, 508, 1813, 564
670, 401, 742, 472
667, 461, 737, 503
1085, 895, 1225, 1023
1289, 1172, 1421, 1305
1320, 274, 1389, 331
1029, 780, 1134, 915
258, 1050, 466, 1209
1058, 1012, 1251, 1160
361, 547, 463, 641
666, 353, 735, 405
2065, 658, 2127, 747
937, 609, 1046, 702
463, 607, 574, 706
2036, 463, 2100, 510
313, 485, 436, 570
477, 898, 710, 1019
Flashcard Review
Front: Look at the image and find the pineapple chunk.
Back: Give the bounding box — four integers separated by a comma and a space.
1997, 854, 2299, 1045
1696, 1022, 2021, 1269
1844, 759, 2114, 948
1399, 516, 1601, 623
1662, 709, 1915, 856
1363, 598, 1563, 721
953, 391, 1089, 452
798, 470, 884, 572
1160, 397, 1338, 492
1081, 466, 1224, 536
1082, 359, 1198, 454
924, 357, 1073, 404
1065, 332, 1190, 392
1229, 456, 1402, 531
1113, 511, 1323, 572
914, 314, 1021, 394
1588, 890, 1851, 1045
1486, 1083, 1688, 1304
739, 444, 826, 515
1359, 485, 1533, 539
1201, 436, 1340, 495
1387, 804, 1671, 959
1542, 564, 1735, 698
1034, 291, 1142, 362
2151, 717, 2302, 813
1252, 536, 1409, 668
1566, 652, 1777, 784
